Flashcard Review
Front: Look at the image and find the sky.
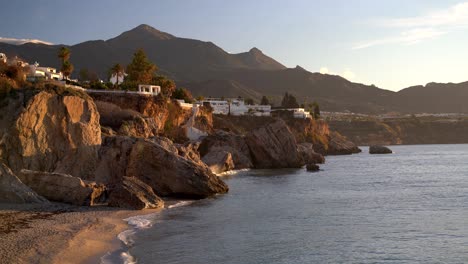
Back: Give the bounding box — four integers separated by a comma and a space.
1, 0, 468, 91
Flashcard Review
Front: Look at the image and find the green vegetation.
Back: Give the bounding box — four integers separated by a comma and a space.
58, 47, 73, 79
245, 98, 254, 105
110, 63, 125, 88
125, 48, 157, 85
281, 92, 299, 108
260, 96, 270, 105
172, 87, 194, 103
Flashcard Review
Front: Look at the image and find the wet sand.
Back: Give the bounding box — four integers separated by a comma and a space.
0, 203, 161, 264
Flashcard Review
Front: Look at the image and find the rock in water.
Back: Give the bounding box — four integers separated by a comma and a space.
18, 170, 106, 206
202, 149, 235, 174
297, 143, 325, 164
369, 145, 393, 154
0, 163, 47, 204
108, 177, 164, 210
96, 136, 229, 198
246, 120, 303, 169
326, 131, 361, 155
306, 163, 320, 172
0, 89, 101, 179
199, 131, 253, 169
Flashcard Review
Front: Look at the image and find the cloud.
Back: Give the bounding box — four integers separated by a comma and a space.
0, 37, 53, 45
354, 2, 468, 49
319, 67, 329, 74
343, 69, 356, 80
353, 28, 446, 49
319, 66, 356, 80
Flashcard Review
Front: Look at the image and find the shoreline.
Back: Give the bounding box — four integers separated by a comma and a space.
0, 202, 163, 264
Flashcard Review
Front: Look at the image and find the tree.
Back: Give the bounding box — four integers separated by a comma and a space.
58, 47, 73, 80
126, 49, 157, 85
58, 47, 71, 64
260, 96, 270, 105
61, 61, 74, 80
79, 68, 89, 82
110, 63, 125, 88
245, 98, 254, 105
172, 87, 194, 103
152, 74, 176, 98
281, 92, 299, 108
312, 102, 321, 119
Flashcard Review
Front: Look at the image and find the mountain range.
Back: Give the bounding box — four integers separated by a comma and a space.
1, 24, 467, 114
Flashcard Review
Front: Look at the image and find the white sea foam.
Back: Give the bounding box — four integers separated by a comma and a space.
101, 213, 159, 264
218, 168, 251, 176
168, 200, 194, 209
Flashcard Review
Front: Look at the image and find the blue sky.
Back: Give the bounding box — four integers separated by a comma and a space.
1, 0, 468, 91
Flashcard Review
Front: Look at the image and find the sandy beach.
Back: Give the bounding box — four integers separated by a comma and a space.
0, 202, 162, 264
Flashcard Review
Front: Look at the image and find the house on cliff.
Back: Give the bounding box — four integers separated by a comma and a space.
196, 98, 271, 116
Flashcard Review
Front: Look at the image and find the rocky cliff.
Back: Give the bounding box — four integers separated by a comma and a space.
0, 86, 101, 179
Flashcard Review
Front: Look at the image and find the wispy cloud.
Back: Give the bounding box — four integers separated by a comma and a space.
0, 37, 53, 45
354, 2, 468, 49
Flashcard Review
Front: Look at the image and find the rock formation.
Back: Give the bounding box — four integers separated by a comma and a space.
369, 145, 393, 154
246, 120, 303, 169
202, 149, 235, 174
306, 163, 320, 172
0, 88, 101, 179
18, 170, 106, 206
108, 176, 164, 210
199, 131, 253, 169
95, 136, 228, 198
0, 163, 47, 204
326, 131, 362, 155
297, 143, 325, 164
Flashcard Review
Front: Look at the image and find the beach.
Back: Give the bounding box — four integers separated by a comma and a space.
0, 203, 161, 264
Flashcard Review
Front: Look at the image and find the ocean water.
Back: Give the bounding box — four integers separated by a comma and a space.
119, 145, 468, 263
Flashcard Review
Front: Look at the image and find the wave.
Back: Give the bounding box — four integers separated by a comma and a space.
167, 200, 195, 209
101, 213, 159, 264
218, 168, 251, 176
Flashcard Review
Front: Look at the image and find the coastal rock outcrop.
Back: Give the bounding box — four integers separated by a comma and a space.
326, 131, 362, 155
369, 145, 393, 154
0, 88, 101, 179
297, 143, 325, 164
202, 149, 235, 174
95, 136, 228, 198
0, 163, 47, 204
199, 131, 253, 169
306, 163, 320, 172
246, 120, 303, 169
108, 176, 164, 210
18, 170, 106, 206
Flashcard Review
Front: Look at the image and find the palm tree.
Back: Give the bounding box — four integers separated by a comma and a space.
110, 63, 124, 88
61, 61, 74, 80
58, 47, 71, 64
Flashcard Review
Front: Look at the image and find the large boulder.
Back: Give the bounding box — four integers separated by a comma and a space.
199, 131, 253, 169
202, 149, 235, 174
326, 131, 362, 155
18, 170, 106, 206
0, 163, 47, 204
369, 145, 393, 154
0, 88, 101, 179
95, 136, 228, 198
246, 120, 303, 169
297, 143, 325, 164
306, 163, 320, 172
108, 177, 164, 210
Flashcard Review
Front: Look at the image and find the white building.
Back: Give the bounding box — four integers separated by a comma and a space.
0, 53, 6, 64
272, 108, 311, 119
198, 98, 271, 116
27, 64, 63, 81
138, 84, 161, 95
109, 72, 127, 85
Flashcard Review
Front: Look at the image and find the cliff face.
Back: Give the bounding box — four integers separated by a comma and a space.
0, 87, 101, 179
90, 93, 195, 142
329, 118, 468, 145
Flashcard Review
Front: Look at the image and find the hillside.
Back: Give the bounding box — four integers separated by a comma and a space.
2, 24, 468, 114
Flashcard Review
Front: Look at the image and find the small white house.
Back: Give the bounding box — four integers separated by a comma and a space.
0, 53, 6, 64
138, 84, 161, 95
109, 72, 127, 85
198, 98, 271, 116
28, 64, 63, 80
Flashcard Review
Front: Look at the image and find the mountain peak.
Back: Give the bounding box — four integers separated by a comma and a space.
249, 47, 263, 54
110, 24, 176, 42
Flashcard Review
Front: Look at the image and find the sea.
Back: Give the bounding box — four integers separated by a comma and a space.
102, 145, 468, 264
